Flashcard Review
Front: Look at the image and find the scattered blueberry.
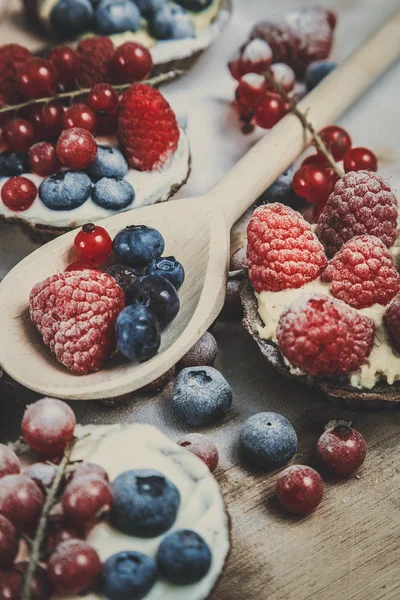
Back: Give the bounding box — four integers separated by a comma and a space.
305, 60, 336, 91
86, 145, 128, 182
39, 171, 92, 210
172, 366, 232, 426
257, 167, 300, 207
175, 0, 213, 12
0, 151, 29, 177
146, 256, 185, 290
157, 529, 212, 585
113, 225, 165, 266
101, 551, 157, 600
149, 4, 195, 40
128, 275, 180, 329
94, 0, 141, 34
50, 0, 94, 38
92, 178, 135, 210
133, 0, 166, 16
106, 264, 142, 294
240, 412, 298, 469
110, 469, 180, 537
116, 305, 161, 362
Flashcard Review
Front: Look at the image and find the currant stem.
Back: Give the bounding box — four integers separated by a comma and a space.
0, 70, 182, 115
263, 71, 345, 179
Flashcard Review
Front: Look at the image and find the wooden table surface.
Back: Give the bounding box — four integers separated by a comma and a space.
1, 1, 400, 599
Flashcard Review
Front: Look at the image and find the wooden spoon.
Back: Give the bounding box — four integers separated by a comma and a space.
1, 12, 400, 401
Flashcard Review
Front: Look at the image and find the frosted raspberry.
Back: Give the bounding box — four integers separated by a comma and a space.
276, 294, 375, 377
247, 203, 327, 293
316, 171, 398, 258
384, 295, 400, 354
29, 271, 125, 375
0, 44, 31, 102
76, 37, 114, 88
321, 235, 400, 309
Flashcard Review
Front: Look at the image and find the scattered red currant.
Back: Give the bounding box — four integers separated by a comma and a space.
317, 424, 367, 476
44, 516, 83, 555
47, 539, 102, 595
21, 397, 76, 456
111, 42, 153, 84
74, 223, 113, 265
63, 104, 97, 134
0, 444, 20, 479
276, 465, 324, 515
0, 474, 44, 531
1, 176, 37, 212
48, 45, 81, 90
319, 125, 352, 160
56, 127, 97, 170
29, 142, 61, 177
65, 260, 99, 272
62, 474, 113, 526
269, 63, 295, 93
0, 514, 19, 566
70, 461, 109, 483
237, 73, 266, 107
42, 100, 64, 138
24, 462, 58, 491
178, 433, 219, 472
88, 83, 119, 116
16, 57, 58, 99
3, 119, 35, 152
292, 164, 333, 203
254, 92, 286, 129
343, 147, 378, 172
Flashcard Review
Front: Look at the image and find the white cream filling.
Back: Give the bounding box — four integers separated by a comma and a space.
22, 423, 230, 600
256, 235, 400, 390
0, 129, 189, 228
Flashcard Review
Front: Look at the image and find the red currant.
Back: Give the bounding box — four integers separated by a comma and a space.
29, 142, 61, 177
0, 474, 44, 531
236, 73, 266, 107
1, 176, 37, 212
62, 104, 97, 134
70, 462, 109, 483
2, 119, 34, 152
343, 147, 378, 173
0, 445, 20, 479
24, 462, 58, 491
319, 125, 352, 160
42, 100, 64, 138
111, 42, 153, 84
0, 515, 19, 566
276, 465, 324, 515
48, 45, 80, 91
56, 127, 97, 170
228, 57, 242, 81
292, 165, 333, 203
317, 424, 366, 476
74, 223, 113, 264
269, 63, 295, 93
65, 260, 99, 272
301, 153, 329, 168
43, 516, 83, 555
178, 433, 219, 472
27, 104, 47, 140
1, 563, 51, 600
16, 58, 58, 99
47, 539, 102, 595
239, 39, 273, 75
22, 397, 76, 456
254, 92, 286, 129
87, 83, 119, 117
0, 95, 12, 128
62, 474, 113, 526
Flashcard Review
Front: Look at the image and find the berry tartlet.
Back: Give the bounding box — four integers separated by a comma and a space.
24, 0, 231, 75
241, 172, 400, 407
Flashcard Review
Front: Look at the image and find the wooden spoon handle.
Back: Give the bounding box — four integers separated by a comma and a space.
209, 9, 400, 227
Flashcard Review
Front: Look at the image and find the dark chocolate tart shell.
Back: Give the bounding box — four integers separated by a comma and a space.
240, 279, 400, 410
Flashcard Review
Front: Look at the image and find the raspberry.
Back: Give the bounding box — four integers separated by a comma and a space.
29, 271, 125, 375
76, 37, 114, 88
0, 44, 31, 103
384, 295, 400, 354
247, 203, 327, 293
250, 7, 336, 76
276, 294, 375, 377
118, 84, 180, 171
321, 235, 400, 309
316, 171, 398, 258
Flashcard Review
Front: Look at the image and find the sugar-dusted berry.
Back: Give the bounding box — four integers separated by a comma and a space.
317, 424, 367, 475
276, 465, 324, 514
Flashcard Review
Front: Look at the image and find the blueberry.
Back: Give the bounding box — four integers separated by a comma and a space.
146, 256, 185, 290
149, 4, 195, 40
240, 412, 297, 468
133, 0, 166, 16
94, 0, 141, 34
39, 171, 92, 210
106, 264, 142, 294
92, 178, 135, 210
128, 275, 180, 329
116, 304, 161, 362
101, 551, 157, 600
50, 0, 94, 38
110, 469, 180, 537
172, 366, 232, 426
86, 145, 128, 182
257, 167, 300, 208
305, 60, 336, 91
0, 151, 29, 177
157, 529, 212, 585
175, 0, 213, 12
113, 225, 165, 266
